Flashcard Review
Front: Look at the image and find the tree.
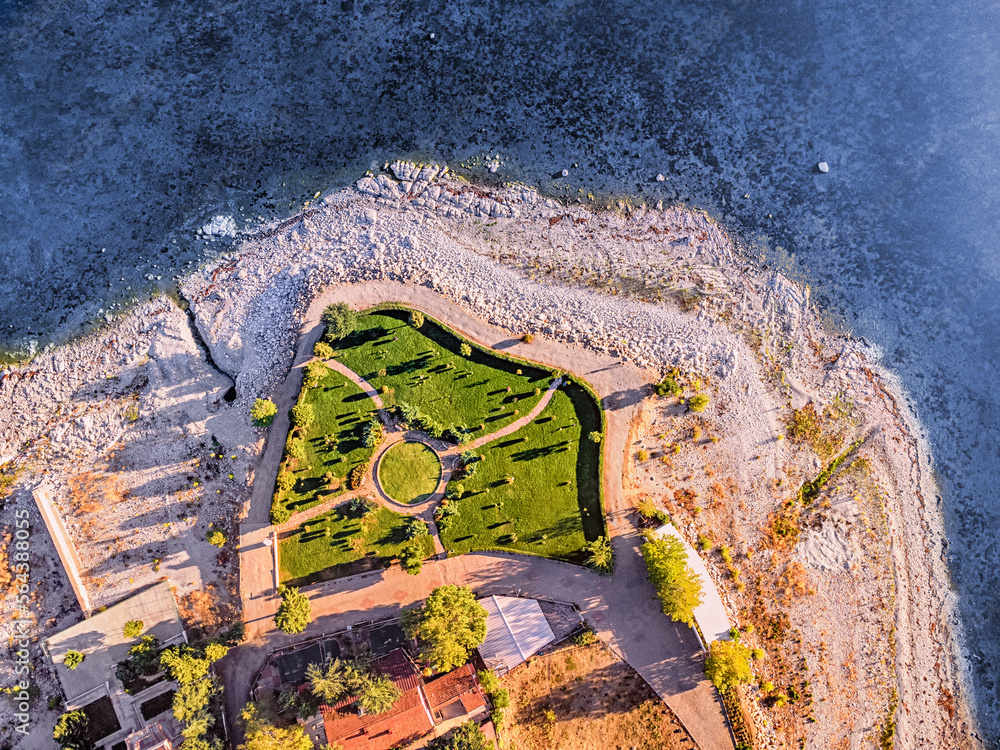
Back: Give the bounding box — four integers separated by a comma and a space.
275, 586, 311, 634
291, 403, 315, 428
704, 639, 753, 694
402, 585, 487, 672
123, 620, 144, 639
584, 536, 614, 576
251, 398, 277, 427
640, 533, 704, 627
306, 658, 362, 704
588, 431, 602, 443
63, 650, 84, 670
409, 310, 424, 328
207, 530, 226, 548
321, 303, 357, 341
688, 394, 710, 412
429, 721, 489, 750
53, 710, 89, 750
239, 704, 313, 750
460, 343, 472, 357
357, 674, 401, 714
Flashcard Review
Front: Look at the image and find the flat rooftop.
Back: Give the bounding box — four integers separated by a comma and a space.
45, 580, 186, 703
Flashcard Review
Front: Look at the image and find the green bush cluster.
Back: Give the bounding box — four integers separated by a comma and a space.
250, 398, 277, 427
398, 401, 465, 443
63, 650, 84, 670
291, 403, 315, 428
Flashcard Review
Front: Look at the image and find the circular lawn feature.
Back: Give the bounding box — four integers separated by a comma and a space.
379, 441, 442, 505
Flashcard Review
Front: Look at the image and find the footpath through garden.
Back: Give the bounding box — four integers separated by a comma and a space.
233, 281, 734, 750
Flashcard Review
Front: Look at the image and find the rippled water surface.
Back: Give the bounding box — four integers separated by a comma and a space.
2, 0, 999, 739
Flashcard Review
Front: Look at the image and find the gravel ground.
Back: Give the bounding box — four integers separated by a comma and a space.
0, 162, 976, 749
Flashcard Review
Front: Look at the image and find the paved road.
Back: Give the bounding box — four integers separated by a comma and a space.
232, 281, 734, 750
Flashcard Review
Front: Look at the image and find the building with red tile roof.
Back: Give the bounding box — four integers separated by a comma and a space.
424, 664, 488, 724
319, 653, 489, 750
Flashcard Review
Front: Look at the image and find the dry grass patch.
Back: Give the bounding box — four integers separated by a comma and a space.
501, 640, 695, 750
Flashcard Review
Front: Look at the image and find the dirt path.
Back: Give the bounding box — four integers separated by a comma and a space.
234, 281, 733, 750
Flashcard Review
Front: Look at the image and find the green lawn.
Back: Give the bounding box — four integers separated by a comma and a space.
273, 366, 378, 517
438, 381, 604, 562
279, 504, 436, 585
379, 441, 441, 504
335, 310, 550, 439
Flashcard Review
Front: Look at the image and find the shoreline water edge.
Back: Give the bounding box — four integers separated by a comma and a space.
0, 164, 980, 749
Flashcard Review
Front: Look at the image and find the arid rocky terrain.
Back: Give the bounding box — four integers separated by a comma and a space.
0, 162, 976, 749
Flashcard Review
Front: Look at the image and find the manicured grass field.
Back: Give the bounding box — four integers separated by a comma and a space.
279, 503, 436, 586
336, 310, 550, 438
379, 441, 441, 504
274, 366, 378, 517
439, 381, 604, 562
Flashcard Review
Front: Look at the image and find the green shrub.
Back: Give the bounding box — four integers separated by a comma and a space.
460, 343, 472, 357
434, 501, 460, 530
588, 431, 602, 444
313, 341, 334, 359
655, 376, 682, 398
276, 470, 296, 492
410, 310, 424, 328
584, 536, 614, 576
751, 648, 765, 660
400, 543, 424, 575
688, 393, 710, 412
349, 464, 367, 490
637, 449, 650, 462
404, 517, 430, 540
207, 530, 227, 548
571, 626, 598, 646
719, 546, 732, 564
348, 496, 377, 518
288, 439, 307, 462
63, 651, 84, 670
521, 333, 534, 344
321, 303, 358, 340
250, 398, 278, 427
123, 620, 144, 639
303, 361, 328, 388
291, 403, 315, 428
271, 504, 292, 525
363, 419, 384, 448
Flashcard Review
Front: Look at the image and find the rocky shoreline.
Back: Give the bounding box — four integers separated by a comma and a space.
0, 162, 978, 749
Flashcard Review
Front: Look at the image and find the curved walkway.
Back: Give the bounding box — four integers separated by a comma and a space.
235, 281, 733, 750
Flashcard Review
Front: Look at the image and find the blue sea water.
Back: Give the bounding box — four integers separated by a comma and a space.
2, 0, 999, 739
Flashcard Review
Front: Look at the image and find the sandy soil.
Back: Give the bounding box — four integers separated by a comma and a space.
0, 161, 977, 749
502, 638, 697, 750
